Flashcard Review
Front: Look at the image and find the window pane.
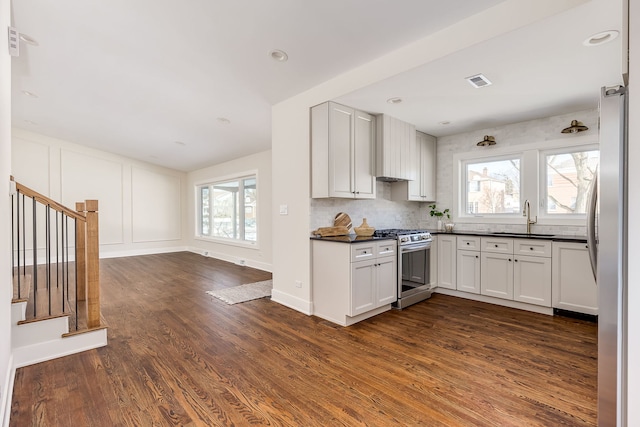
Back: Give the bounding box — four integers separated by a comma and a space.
546, 150, 599, 214
466, 159, 520, 214
200, 187, 210, 235
243, 178, 257, 242
212, 181, 239, 239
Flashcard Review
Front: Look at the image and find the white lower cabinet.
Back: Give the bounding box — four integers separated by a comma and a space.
312, 240, 397, 326
437, 235, 456, 290
513, 255, 552, 306
480, 252, 514, 299
552, 242, 598, 315
476, 237, 552, 307
457, 250, 480, 294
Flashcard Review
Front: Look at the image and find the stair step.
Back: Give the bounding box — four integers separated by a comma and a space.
12, 274, 32, 303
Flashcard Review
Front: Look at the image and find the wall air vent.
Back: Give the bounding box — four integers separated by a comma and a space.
465, 73, 492, 88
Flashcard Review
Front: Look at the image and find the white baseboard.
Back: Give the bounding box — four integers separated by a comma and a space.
434, 288, 554, 315
100, 246, 189, 259
271, 289, 313, 315
187, 247, 272, 273
1, 355, 14, 427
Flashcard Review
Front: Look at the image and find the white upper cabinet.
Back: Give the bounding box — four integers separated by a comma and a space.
391, 131, 436, 202
311, 102, 376, 199
376, 114, 416, 181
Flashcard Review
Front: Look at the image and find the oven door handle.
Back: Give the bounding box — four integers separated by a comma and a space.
400, 243, 431, 253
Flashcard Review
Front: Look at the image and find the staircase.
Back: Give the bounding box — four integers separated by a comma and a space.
10, 177, 107, 368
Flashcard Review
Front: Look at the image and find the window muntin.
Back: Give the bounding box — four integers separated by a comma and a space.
544, 149, 599, 215
463, 157, 521, 215
197, 175, 257, 243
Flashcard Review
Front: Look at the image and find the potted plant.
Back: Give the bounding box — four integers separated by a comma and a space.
429, 204, 451, 231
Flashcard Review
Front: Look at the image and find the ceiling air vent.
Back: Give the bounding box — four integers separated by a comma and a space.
465, 73, 492, 88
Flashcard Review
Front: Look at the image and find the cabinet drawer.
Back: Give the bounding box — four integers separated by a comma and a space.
481, 237, 513, 254
376, 241, 396, 258
351, 243, 376, 262
457, 236, 481, 250
514, 239, 551, 257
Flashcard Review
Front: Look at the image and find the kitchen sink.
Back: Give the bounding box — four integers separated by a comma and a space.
489, 232, 555, 237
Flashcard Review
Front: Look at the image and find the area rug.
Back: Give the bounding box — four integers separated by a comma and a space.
206, 279, 273, 305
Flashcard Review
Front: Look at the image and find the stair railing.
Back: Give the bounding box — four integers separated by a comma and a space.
10, 176, 101, 330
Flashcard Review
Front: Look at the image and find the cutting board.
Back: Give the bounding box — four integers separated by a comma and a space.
334, 212, 352, 230
312, 226, 350, 237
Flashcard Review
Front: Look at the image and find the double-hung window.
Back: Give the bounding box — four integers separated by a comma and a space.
197, 174, 257, 244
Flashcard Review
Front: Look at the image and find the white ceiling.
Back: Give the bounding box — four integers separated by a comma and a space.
11, 0, 623, 172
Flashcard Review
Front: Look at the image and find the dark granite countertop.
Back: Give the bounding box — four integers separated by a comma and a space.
429, 230, 587, 243
309, 234, 396, 244
310, 231, 587, 244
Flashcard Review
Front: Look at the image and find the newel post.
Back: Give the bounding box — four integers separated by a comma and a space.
75, 202, 87, 301
85, 200, 101, 328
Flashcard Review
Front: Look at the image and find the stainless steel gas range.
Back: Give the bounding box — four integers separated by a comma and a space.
372, 229, 433, 309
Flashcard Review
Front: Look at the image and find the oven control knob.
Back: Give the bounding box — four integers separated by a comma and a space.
400, 237, 409, 243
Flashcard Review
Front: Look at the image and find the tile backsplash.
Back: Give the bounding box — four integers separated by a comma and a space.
310, 181, 424, 231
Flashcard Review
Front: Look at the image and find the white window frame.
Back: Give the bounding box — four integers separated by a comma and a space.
539, 144, 599, 221
194, 170, 259, 249
453, 136, 598, 226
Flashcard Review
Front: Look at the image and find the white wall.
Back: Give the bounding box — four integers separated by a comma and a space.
626, 0, 639, 423
187, 150, 272, 272
11, 128, 187, 258
1, 0, 13, 420
271, 0, 588, 314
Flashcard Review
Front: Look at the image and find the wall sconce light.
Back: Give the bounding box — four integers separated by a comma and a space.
477, 135, 496, 147
561, 120, 589, 134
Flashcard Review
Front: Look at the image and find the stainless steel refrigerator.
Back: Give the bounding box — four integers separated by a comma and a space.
587, 85, 628, 426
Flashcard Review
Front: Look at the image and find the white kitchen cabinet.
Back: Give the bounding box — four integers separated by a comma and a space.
551, 242, 598, 315
312, 239, 397, 326
391, 131, 436, 202
480, 238, 551, 306
513, 255, 552, 306
376, 114, 416, 181
457, 250, 480, 294
437, 235, 456, 290
481, 252, 514, 299
311, 102, 376, 199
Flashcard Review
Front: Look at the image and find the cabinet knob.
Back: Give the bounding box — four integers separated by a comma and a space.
530, 247, 534, 251
466, 242, 470, 245
508, 258, 512, 262
494, 244, 498, 247
363, 251, 367, 254
515, 259, 518, 262
475, 255, 479, 259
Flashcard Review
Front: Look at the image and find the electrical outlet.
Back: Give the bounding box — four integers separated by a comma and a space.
203, 251, 209, 256
295, 280, 302, 288
236, 259, 246, 266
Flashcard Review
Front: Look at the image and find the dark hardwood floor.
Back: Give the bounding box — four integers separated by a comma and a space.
10, 252, 597, 426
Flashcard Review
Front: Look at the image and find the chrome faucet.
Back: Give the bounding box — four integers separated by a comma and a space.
522, 200, 537, 234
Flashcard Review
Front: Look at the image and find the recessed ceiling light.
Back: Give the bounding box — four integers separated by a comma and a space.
21, 90, 38, 98
386, 97, 402, 104
438, 120, 451, 125
217, 117, 231, 124
466, 74, 492, 88
583, 30, 619, 47
19, 33, 39, 46
269, 49, 288, 62
174, 141, 186, 146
